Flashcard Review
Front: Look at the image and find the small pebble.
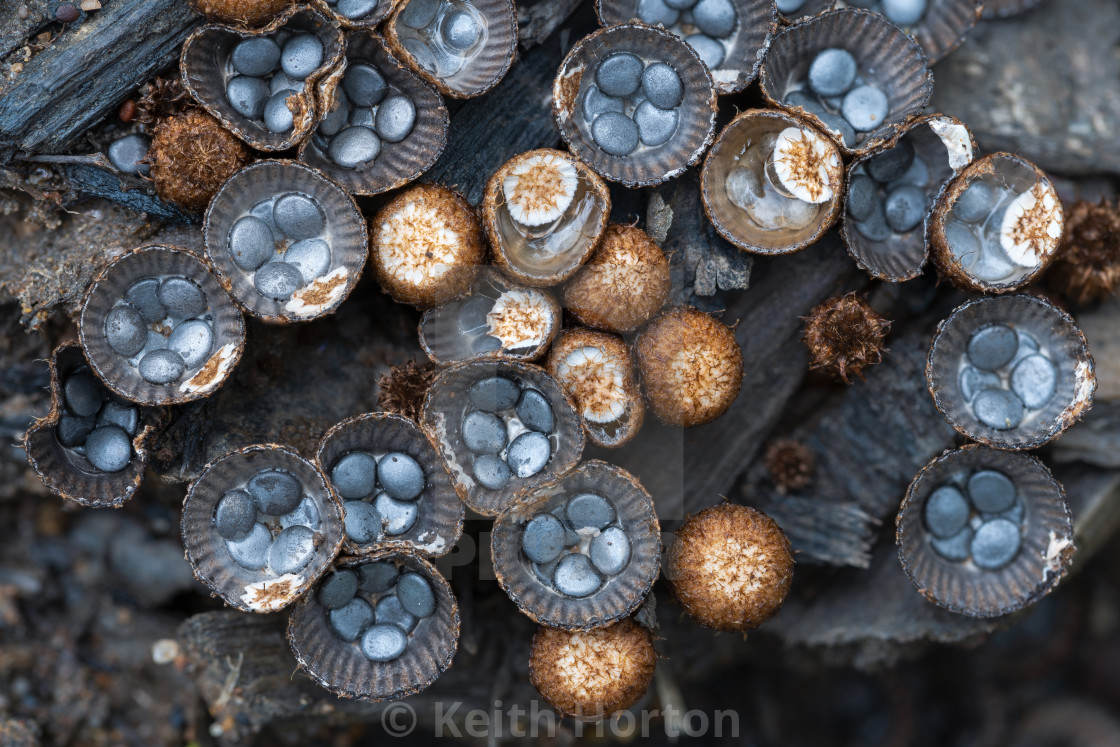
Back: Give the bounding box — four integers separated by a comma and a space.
841, 85, 889, 132
281, 34, 324, 80
967, 470, 1016, 514
958, 365, 1002, 404
229, 215, 276, 272
945, 221, 981, 264
590, 526, 631, 575
785, 89, 826, 116
866, 140, 914, 183
374, 492, 418, 535
686, 34, 725, 69
463, 411, 508, 455
971, 518, 1021, 570
566, 493, 616, 531
158, 277, 207, 319
847, 173, 878, 221
248, 469, 302, 515
338, 0, 378, 19
954, 181, 992, 223
269, 71, 304, 96
553, 553, 602, 597
263, 90, 296, 133
853, 199, 892, 241
399, 0, 439, 28
97, 400, 139, 436
641, 62, 683, 110
226, 522, 271, 570
125, 278, 167, 323
967, 324, 1019, 371
473, 455, 511, 490
397, 572, 436, 618
273, 193, 325, 240
469, 376, 520, 412
85, 425, 131, 472
279, 495, 322, 531
457, 296, 491, 333
215, 489, 258, 541
342, 63, 388, 108
692, 0, 736, 38
57, 412, 95, 447
516, 390, 554, 433
1011, 354, 1058, 410
887, 153, 930, 189
167, 319, 214, 368
104, 305, 148, 357
776, 0, 807, 11
595, 53, 643, 98
232, 37, 281, 77
592, 112, 639, 157
318, 569, 359, 609
506, 431, 551, 478
269, 525, 316, 574
816, 111, 857, 148
808, 48, 857, 98
318, 94, 349, 137
329, 125, 382, 169
108, 134, 150, 176
522, 513, 567, 564
378, 453, 425, 500
284, 238, 332, 285
884, 184, 927, 233
441, 9, 481, 51
923, 485, 970, 539
633, 101, 678, 147
930, 526, 972, 562
581, 84, 625, 124
637, 0, 680, 26
138, 349, 186, 385
361, 625, 408, 662
348, 106, 376, 129
227, 76, 270, 120
973, 388, 1025, 430
375, 95, 416, 143
344, 500, 382, 543
882, 0, 927, 25
255, 261, 305, 301
329, 597, 374, 641
332, 452, 379, 499
359, 561, 399, 592
375, 594, 418, 632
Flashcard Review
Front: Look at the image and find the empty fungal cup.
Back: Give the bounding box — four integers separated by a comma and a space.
701, 108, 843, 255
930, 153, 1064, 293
926, 295, 1095, 450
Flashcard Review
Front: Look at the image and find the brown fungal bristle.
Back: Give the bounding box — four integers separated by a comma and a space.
563, 223, 671, 333
149, 111, 250, 212
370, 184, 487, 308
1048, 198, 1120, 306
802, 292, 891, 383
633, 306, 743, 427
764, 438, 813, 494
668, 503, 794, 632
377, 359, 437, 422
188, 0, 293, 27
529, 619, 657, 720
135, 76, 193, 125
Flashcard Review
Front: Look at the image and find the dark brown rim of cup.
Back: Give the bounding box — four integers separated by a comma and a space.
905, 0, 983, 64
24, 341, 166, 509
896, 444, 1074, 618
553, 23, 718, 187
840, 113, 978, 282
926, 295, 1096, 451
700, 108, 844, 255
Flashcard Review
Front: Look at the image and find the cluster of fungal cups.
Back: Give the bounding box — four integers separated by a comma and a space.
225, 30, 324, 135
314, 60, 417, 170
317, 562, 436, 663
331, 451, 426, 543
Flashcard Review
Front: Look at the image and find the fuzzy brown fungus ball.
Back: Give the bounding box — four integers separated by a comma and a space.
149, 111, 250, 213
668, 503, 794, 632
633, 306, 743, 427
802, 292, 891, 383
1048, 198, 1120, 306
370, 184, 487, 309
563, 223, 671, 333
188, 0, 293, 27
377, 359, 437, 422
764, 438, 813, 494
529, 619, 657, 720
